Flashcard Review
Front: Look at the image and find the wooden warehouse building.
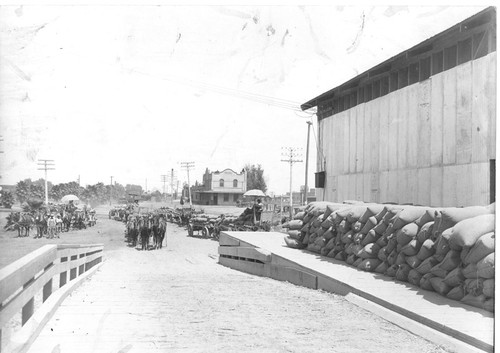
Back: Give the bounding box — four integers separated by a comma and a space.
301, 7, 496, 207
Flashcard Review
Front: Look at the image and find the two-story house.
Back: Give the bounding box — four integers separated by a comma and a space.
192, 168, 247, 205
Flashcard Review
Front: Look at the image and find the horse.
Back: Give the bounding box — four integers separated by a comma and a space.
157, 216, 167, 249
18, 213, 35, 237
34, 211, 48, 238
126, 216, 138, 247
151, 216, 161, 250
62, 212, 72, 232
138, 217, 150, 251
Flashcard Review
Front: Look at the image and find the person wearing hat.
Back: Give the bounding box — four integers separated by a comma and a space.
253, 198, 264, 224
47, 214, 57, 239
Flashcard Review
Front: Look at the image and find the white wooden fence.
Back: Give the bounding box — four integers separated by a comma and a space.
0, 244, 104, 352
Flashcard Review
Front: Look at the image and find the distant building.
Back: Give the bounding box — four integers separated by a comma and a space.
304, 187, 317, 203
192, 168, 247, 205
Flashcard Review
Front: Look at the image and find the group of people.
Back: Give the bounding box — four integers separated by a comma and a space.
4, 202, 97, 239
34, 204, 97, 239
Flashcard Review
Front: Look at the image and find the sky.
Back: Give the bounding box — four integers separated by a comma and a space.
0, 3, 490, 194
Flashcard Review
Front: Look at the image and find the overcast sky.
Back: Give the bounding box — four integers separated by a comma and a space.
0, 3, 489, 194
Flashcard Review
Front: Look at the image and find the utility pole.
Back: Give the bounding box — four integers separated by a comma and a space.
170, 168, 176, 204
110, 176, 113, 205
304, 121, 312, 206
37, 159, 55, 205
145, 178, 148, 193
281, 147, 302, 218
77, 175, 80, 186
161, 174, 167, 199
181, 161, 195, 208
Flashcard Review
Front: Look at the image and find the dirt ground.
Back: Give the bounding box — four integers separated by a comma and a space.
2, 204, 449, 353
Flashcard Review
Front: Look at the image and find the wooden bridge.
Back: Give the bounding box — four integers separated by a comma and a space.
0, 244, 103, 353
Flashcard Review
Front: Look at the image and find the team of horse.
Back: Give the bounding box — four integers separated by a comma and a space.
4, 207, 97, 238
125, 213, 167, 250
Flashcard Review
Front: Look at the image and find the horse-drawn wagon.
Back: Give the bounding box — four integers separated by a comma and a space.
187, 214, 221, 239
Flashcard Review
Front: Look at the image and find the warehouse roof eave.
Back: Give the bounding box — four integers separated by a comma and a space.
300, 6, 495, 112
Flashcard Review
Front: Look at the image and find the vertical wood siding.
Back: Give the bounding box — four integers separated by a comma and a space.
318, 52, 496, 206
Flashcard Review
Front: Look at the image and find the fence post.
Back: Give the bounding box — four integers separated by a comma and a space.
21, 277, 35, 325
60, 257, 68, 288
42, 263, 53, 302
70, 255, 77, 280
78, 254, 85, 275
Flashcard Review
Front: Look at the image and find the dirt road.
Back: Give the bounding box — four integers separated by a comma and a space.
24, 216, 448, 353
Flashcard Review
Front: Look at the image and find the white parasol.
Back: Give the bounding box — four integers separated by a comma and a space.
61, 194, 80, 204
243, 189, 266, 198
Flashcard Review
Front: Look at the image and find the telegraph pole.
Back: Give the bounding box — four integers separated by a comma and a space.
181, 161, 195, 208
171, 169, 175, 201
169, 168, 177, 204
161, 175, 167, 199
37, 159, 55, 205
110, 176, 113, 205
304, 121, 312, 205
281, 147, 302, 218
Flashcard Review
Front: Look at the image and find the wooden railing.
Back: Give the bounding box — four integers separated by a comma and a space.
0, 244, 103, 352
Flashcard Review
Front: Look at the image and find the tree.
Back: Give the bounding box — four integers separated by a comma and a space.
81, 183, 108, 204
15, 179, 45, 203
50, 181, 84, 201
0, 190, 14, 208
125, 184, 143, 196
244, 164, 267, 192
113, 183, 126, 201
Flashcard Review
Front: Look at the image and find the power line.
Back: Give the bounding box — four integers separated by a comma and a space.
63, 48, 305, 113
37, 159, 55, 205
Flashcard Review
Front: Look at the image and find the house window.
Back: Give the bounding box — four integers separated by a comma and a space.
223, 194, 229, 202
219, 179, 224, 187
233, 194, 239, 202
233, 179, 238, 187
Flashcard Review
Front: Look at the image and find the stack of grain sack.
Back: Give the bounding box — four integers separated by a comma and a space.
283, 201, 495, 312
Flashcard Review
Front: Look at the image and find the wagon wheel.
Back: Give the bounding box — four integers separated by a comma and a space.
187, 224, 193, 237
201, 226, 210, 238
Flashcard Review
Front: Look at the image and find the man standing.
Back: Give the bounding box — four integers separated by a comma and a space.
47, 215, 56, 239
253, 198, 264, 224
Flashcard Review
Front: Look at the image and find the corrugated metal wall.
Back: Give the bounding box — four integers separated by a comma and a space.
317, 52, 496, 207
